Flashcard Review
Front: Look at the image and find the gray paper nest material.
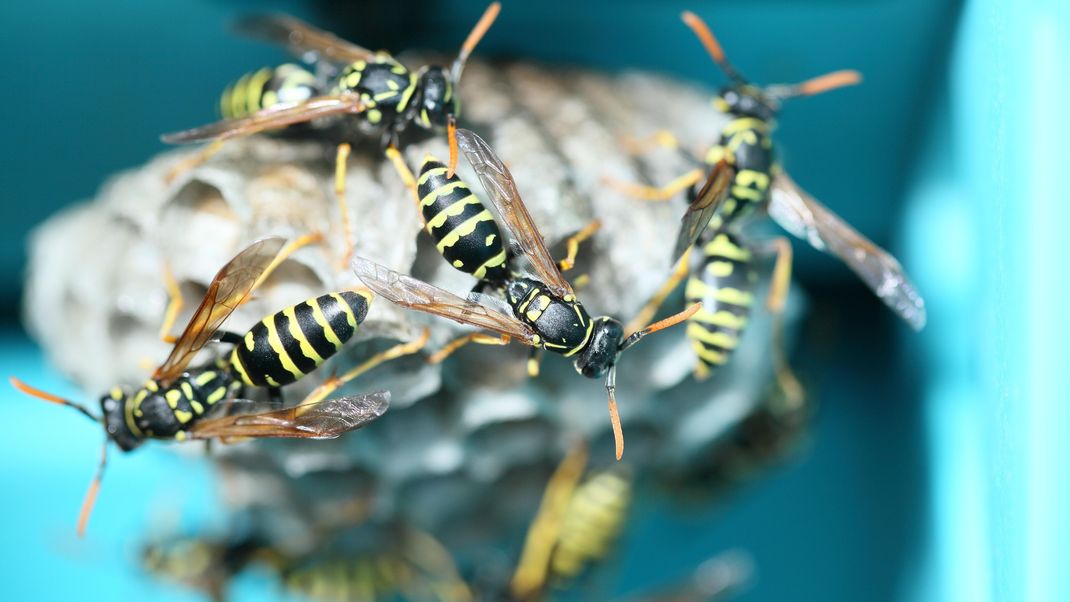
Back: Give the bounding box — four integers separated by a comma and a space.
24, 61, 802, 557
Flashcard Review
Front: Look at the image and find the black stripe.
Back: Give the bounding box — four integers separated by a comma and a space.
273, 311, 318, 375
234, 320, 294, 386
295, 300, 339, 360
425, 189, 484, 239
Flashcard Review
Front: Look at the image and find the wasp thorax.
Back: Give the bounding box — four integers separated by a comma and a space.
717, 85, 777, 121
574, 317, 624, 379
99, 388, 141, 452
505, 279, 533, 305
414, 66, 455, 129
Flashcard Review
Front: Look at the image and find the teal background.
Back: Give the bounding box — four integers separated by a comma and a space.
2, 0, 1064, 600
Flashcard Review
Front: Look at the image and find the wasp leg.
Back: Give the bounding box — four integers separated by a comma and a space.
603, 168, 704, 202
299, 329, 430, 407
625, 248, 692, 337
159, 263, 184, 344
760, 237, 805, 407
570, 273, 590, 291
620, 129, 682, 155
164, 140, 225, 184
557, 219, 602, 272
527, 347, 544, 377
385, 145, 419, 205
267, 387, 283, 404
428, 333, 511, 364
248, 231, 324, 297
334, 143, 356, 267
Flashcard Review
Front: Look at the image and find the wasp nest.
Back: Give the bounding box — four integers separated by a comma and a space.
24, 62, 803, 565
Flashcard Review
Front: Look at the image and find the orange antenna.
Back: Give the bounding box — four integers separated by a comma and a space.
767, 69, 862, 99
447, 114, 460, 178
451, 2, 501, 83
77, 442, 109, 537
10, 376, 99, 423
620, 302, 701, 352
681, 11, 745, 83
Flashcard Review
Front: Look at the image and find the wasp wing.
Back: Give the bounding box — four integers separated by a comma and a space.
455, 129, 575, 299
769, 172, 926, 330
162, 95, 365, 144
232, 14, 374, 64
671, 160, 735, 263
153, 237, 286, 384
189, 391, 389, 440
352, 256, 539, 345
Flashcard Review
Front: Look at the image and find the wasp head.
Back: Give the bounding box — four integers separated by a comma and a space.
414, 66, 457, 130
714, 84, 778, 121
100, 387, 142, 452
573, 317, 625, 379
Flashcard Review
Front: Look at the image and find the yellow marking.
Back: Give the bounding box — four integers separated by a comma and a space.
692, 341, 727, 364
705, 144, 734, 166
311, 297, 343, 349
373, 90, 399, 102
713, 97, 730, 112
190, 400, 204, 414
367, 109, 381, 124
125, 397, 144, 438
420, 108, 430, 127
206, 387, 228, 405
194, 372, 216, 386
686, 323, 740, 348
265, 374, 280, 387
175, 410, 193, 424
435, 210, 495, 252
424, 190, 479, 226
284, 306, 324, 365
246, 67, 273, 114
229, 73, 249, 118
727, 130, 759, 153
722, 198, 737, 215
703, 234, 751, 261
563, 319, 594, 357
174, 431, 187, 441
517, 287, 540, 314
229, 350, 253, 386
472, 248, 507, 279
732, 185, 765, 201
261, 90, 278, 108
110, 388, 123, 400
180, 382, 194, 399
418, 164, 448, 186
453, 259, 464, 268
245, 331, 256, 351
165, 390, 182, 409
691, 307, 749, 330
685, 278, 754, 307
265, 317, 304, 380
485, 234, 497, 246
724, 117, 768, 135
386, 78, 399, 90
331, 293, 359, 329
145, 380, 158, 392
736, 169, 770, 189
396, 76, 417, 111
707, 260, 735, 278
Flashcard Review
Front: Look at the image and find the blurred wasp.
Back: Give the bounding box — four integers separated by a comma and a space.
509, 443, 632, 601
12, 237, 427, 535
611, 12, 925, 390
162, 4, 501, 263
353, 129, 701, 460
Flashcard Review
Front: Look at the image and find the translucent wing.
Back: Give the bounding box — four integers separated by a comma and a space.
455, 129, 574, 299
352, 256, 538, 345
671, 160, 735, 263
189, 391, 389, 440
232, 14, 374, 64
153, 237, 286, 383
162, 95, 365, 143
769, 172, 926, 330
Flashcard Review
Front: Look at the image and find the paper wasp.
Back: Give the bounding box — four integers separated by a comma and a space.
11, 238, 426, 535
611, 12, 925, 389
162, 4, 501, 262
353, 129, 701, 460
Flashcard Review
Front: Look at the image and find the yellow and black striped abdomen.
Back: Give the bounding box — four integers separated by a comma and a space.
418, 157, 509, 282
551, 468, 631, 580
229, 291, 371, 388
220, 63, 319, 120
685, 231, 757, 377
283, 555, 410, 601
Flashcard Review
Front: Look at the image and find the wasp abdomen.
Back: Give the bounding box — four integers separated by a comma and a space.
419, 157, 509, 282
552, 468, 631, 579
229, 291, 371, 388
685, 232, 757, 375
220, 63, 319, 120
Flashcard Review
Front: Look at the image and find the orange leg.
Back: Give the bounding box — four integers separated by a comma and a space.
557, 219, 602, 272
603, 168, 704, 202
760, 237, 804, 407
299, 329, 430, 409
625, 248, 691, 337
164, 140, 225, 184
335, 143, 355, 267
428, 333, 511, 364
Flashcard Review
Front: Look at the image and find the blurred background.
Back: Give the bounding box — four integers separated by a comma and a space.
1, 0, 1065, 600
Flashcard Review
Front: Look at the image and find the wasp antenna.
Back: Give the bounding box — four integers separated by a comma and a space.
446, 115, 460, 177
606, 368, 624, 461
451, 2, 501, 83
10, 376, 100, 423
681, 11, 745, 83
77, 441, 109, 537
620, 302, 701, 352
769, 69, 862, 99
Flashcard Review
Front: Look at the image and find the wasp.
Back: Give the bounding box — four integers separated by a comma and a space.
611, 12, 925, 390
162, 4, 501, 263
353, 129, 701, 460
11, 237, 427, 535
